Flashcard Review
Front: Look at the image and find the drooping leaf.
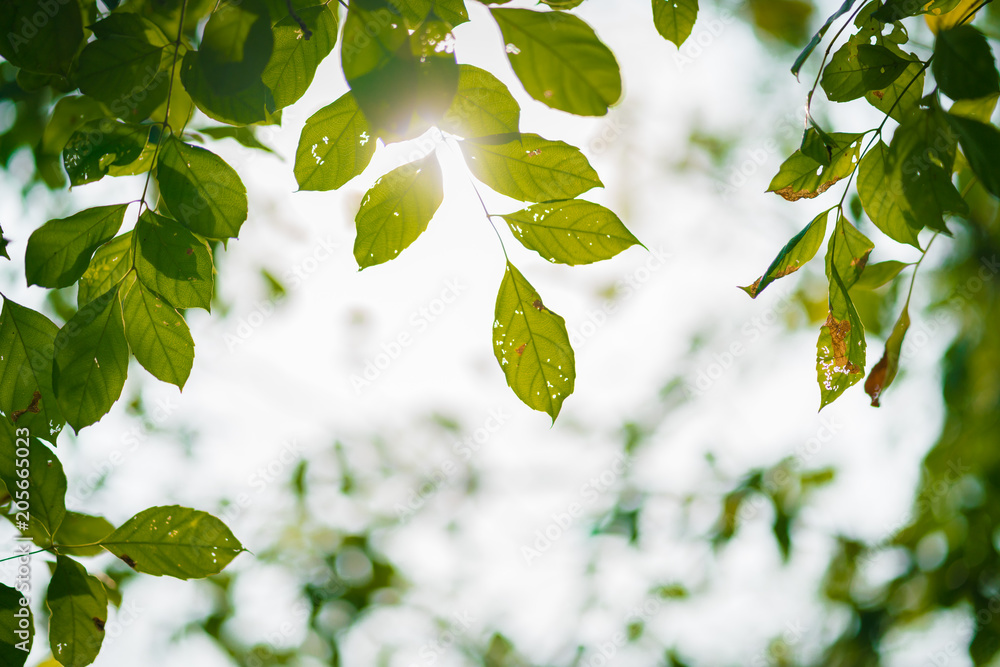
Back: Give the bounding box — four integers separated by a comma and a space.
857, 140, 921, 247
134, 211, 215, 311
52, 512, 115, 557
199, 0, 274, 95
0, 0, 84, 76
0, 435, 67, 538
768, 132, 863, 201
25, 205, 128, 289
491, 7, 621, 116
0, 583, 32, 665
493, 262, 575, 421
500, 199, 640, 265
741, 208, 830, 298
821, 41, 909, 103
864, 298, 910, 406
0, 298, 64, 442
294, 92, 376, 191
817, 265, 866, 409
262, 4, 338, 109
946, 114, 1000, 198
78, 233, 133, 307
180, 50, 277, 126
354, 153, 444, 269
461, 133, 602, 202
852, 260, 910, 290
156, 135, 248, 239
99, 505, 245, 579
46, 556, 108, 667
440, 64, 520, 138
53, 287, 129, 432
932, 26, 1000, 101
120, 273, 195, 388
791, 0, 858, 77
652, 0, 699, 47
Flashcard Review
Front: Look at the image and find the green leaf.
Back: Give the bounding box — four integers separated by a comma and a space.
652, 0, 699, 47
461, 133, 602, 202
0, 436, 67, 538
440, 64, 521, 138
0, 298, 64, 442
852, 260, 909, 290
933, 26, 1000, 101
741, 208, 829, 298
864, 298, 910, 406
53, 287, 129, 432
817, 264, 866, 409
0, 226, 8, 260
493, 263, 575, 421
946, 114, 1000, 198
262, 4, 338, 109
196, 126, 275, 153
865, 56, 924, 123
99, 505, 245, 579
825, 213, 874, 292
294, 92, 376, 191
25, 205, 128, 289
768, 132, 863, 201
53, 512, 116, 557
73, 13, 173, 122
821, 41, 909, 103
79, 233, 133, 307
180, 50, 277, 126
62, 120, 151, 186
199, 0, 274, 95
46, 556, 108, 667
134, 211, 215, 311
0, 583, 32, 665
42, 96, 107, 158
156, 135, 248, 239
120, 273, 195, 388
950, 93, 999, 123
500, 199, 640, 265
857, 141, 921, 247
354, 153, 444, 269
872, 0, 960, 22
491, 8, 621, 116
791, 0, 857, 77
0, 0, 84, 76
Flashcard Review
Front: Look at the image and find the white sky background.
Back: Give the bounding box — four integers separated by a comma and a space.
0, 1, 973, 665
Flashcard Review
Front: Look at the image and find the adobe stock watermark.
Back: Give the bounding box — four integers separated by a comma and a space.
521, 453, 631, 564
405, 611, 475, 667
350, 278, 467, 393
716, 112, 803, 201
395, 408, 509, 521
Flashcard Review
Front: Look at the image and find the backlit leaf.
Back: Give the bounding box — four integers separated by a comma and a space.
63, 120, 152, 186
817, 264, 866, 409
857, 140, 921, 247
852, 260, 909, 290
53, 512, 116, 558
741, 208, 830, 298
0, 436, 67, 538
120, 273, 194, 388
79, 233, 132, 307
46, 556, 108, 667
652, 0, 699, 47
864, 299, 910, 406
0, 584, 32, 665
946, 114, 1000, 198
199, 0, 274, 95
440, 64, 521, 138
134, 211, 214, 311
180, 50, 277, 126
0, 0, 84, 76
294, 92, 376, 191
932, 26, 1000, 101
822, 40, 909, 103
262, 4, 338, 109
25, 205, 128, 289
768, 132, 863, 201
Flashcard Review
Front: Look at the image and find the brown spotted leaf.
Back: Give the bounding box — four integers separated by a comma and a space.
741, 209, 830, 298
768, 132, 863, 201
817, 264, 867, 409
865, 299, 910, 406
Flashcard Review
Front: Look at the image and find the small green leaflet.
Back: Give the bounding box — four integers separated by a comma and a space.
461, 133, 602, 202
199, 0, 274, 95
25, 204, 128, 289
932, 26, 1000, 101
120, 273, 195, 388
791, 0, 858, 77
821, 42, 909, 103
47, 556, 109, 667
817, 265, 866, 409
156, 135, 248, 239
0, 0, 83, 77
491, 8, 622, 116
63, 120, 151, 186
0, 584, 32, 665
768, 132, 863, 201
741, 208, 829, 298
355, 153, 444, 269
946, 114, 1000, 199
99, 505, 245, 579
53, 286, 129, 432
857, 141, 921, 247
0, 436, 67, 538
79, 233, 133, 307
263, 5, 338, 109
864, 297, 910, 406
0, 298, 64, 443
440, 65, 521, 138
652, 0, 699, 47
294, 92, 376, 191
852, 260, 909, 291
493, 262, 575, 421
500, 200, 641, 265
134, 211, 215, 311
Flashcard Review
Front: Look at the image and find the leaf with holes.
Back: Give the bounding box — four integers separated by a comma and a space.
821, 41, 909, 103
47, 556, 108, 667
354, 153, 443, 269
501, 200, 640, 265
652, 0, 699, 47
99, 505, 244, 579
493, 262, 575, 421
25, 205, 128, 289
817, 265, 866, 409
294, 92, 376, 191
768, 132, 863, 201
120, 274, 195, 389
63, 121, 151, 186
